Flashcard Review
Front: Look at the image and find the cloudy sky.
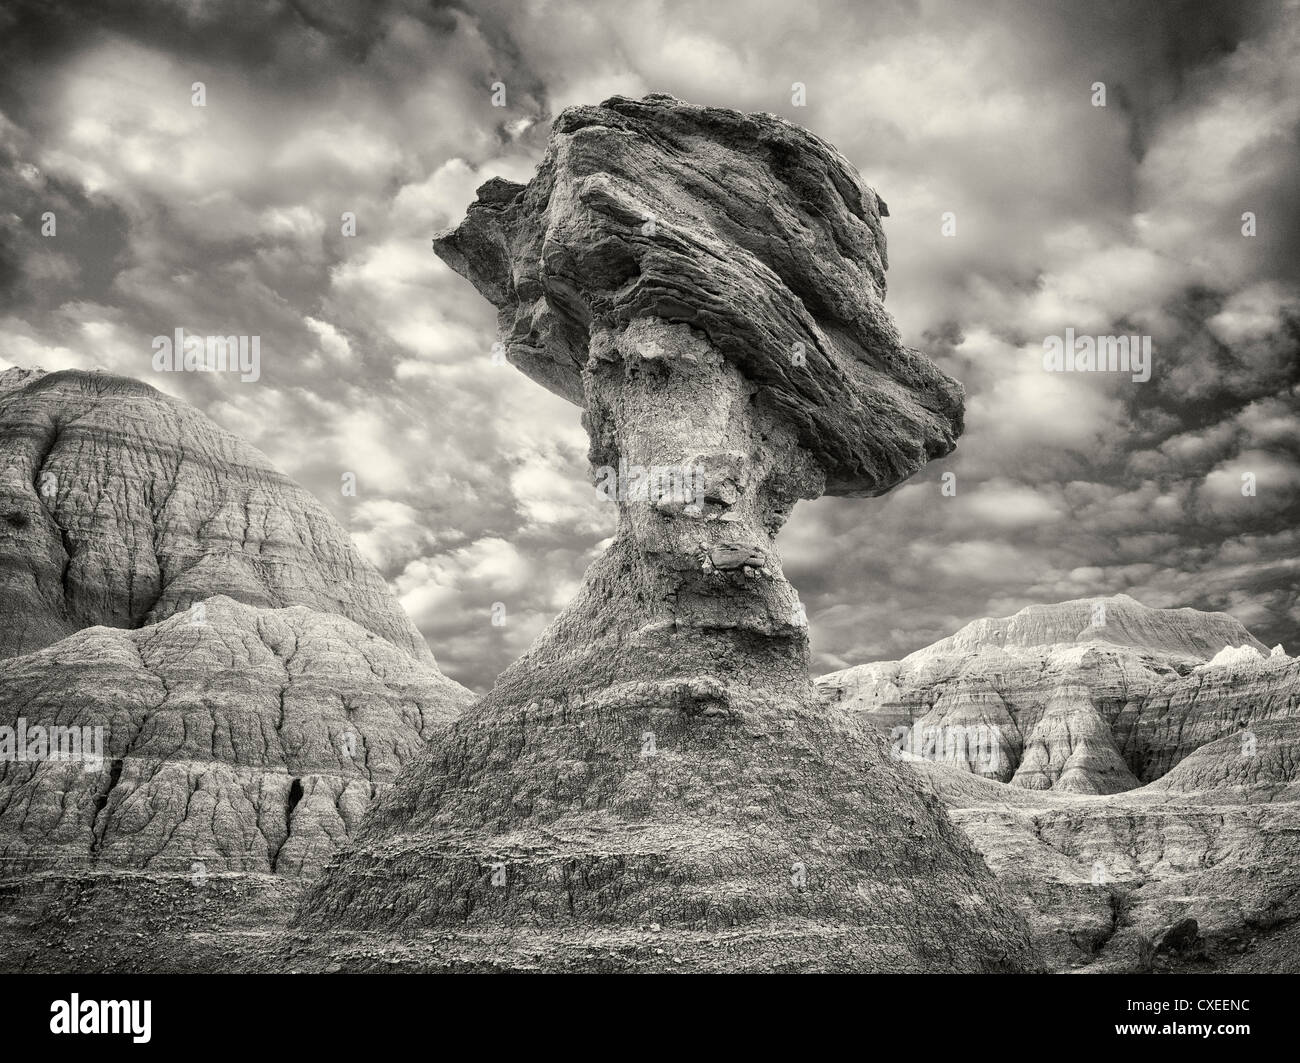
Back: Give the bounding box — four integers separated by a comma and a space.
1, 0, 1297, 690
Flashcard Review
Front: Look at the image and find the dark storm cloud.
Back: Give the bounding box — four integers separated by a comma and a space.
1, 0, 1297, 688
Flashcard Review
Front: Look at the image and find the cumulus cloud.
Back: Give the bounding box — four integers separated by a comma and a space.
1, 0, 1296, 688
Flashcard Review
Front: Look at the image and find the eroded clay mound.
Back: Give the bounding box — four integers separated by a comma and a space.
819, 594, 1296, 794
0, 367, 433, 662
0, 366, 474, 972
912, 756, 1300, 972
826, 596, 1300, 971
0, 596, 470, 879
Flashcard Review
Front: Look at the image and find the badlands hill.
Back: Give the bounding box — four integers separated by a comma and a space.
819, 594, 1300, 971
0, 366, 432, 661
910, 592, 1265, 659
818, 593, 1288, 793
0, 368, 471, 971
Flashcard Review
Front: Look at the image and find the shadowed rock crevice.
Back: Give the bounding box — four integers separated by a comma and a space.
89, 757, 124, 858
270, 778, 304, 874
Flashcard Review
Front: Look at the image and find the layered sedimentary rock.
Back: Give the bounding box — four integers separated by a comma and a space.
914, 756, 1300, 972
433, 94, 963, 497
0, 367, 432, 661
0, 596, 467, 878
820, 595, 1300, 970
300, 95, 1036, 972
908, 593, 1265, 659
1011, 684, 1140, 793
0, 367, 472, 971
1129, 650, 1299, 781
818, 593, 1288, 794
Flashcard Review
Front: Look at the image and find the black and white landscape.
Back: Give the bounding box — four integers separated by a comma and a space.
1, 0, 1298, 980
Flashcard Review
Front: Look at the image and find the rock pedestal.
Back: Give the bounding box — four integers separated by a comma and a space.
516, 317, 822, 704
300, 95, 1037, 971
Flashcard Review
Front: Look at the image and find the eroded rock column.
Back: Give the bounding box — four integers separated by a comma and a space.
299, 94, 1040, 972
574, 320, 823, 690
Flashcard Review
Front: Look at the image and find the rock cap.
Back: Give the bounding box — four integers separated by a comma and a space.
435, 93, 963, 496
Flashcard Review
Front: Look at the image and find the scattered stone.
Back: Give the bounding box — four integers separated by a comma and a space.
1154, 917, 1200, 955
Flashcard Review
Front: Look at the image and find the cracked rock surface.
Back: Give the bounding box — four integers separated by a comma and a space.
819, 594, 1300, 971
299, 95, 1038, 973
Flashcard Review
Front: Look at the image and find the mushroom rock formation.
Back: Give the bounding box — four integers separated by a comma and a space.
300, 95, 1034, 972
